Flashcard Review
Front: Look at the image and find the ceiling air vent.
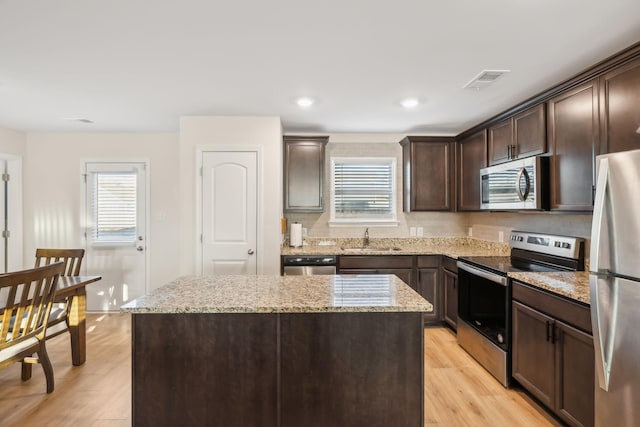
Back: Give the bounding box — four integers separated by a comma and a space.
463, 69, 511, 90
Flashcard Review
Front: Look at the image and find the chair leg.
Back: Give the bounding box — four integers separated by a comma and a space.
21, 359, 33, 381
37, 341, 55, 393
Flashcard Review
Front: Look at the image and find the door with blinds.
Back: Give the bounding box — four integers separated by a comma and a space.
84, 162, 147, 312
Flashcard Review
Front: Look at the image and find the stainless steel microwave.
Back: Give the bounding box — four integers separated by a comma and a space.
480, 156, 549, 210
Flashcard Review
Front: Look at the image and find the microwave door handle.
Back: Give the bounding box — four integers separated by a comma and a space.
516, 167, 531, 201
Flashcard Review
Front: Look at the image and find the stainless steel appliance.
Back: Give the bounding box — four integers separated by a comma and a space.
282, 255, 337, 275
457, 231, 584, 387
590, 149, 640, 426
480, 156, 549, 210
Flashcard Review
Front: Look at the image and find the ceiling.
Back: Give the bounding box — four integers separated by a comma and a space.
1, 0, 639, 135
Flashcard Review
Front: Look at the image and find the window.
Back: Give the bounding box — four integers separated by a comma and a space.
330, 157, 397, 225
89, 172, 138, 243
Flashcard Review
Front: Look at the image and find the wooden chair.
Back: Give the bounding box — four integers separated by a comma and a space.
0, 261, 65, 393
34, 249, 85, 340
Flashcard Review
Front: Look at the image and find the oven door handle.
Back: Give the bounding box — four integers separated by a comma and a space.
457, 262, 508, 287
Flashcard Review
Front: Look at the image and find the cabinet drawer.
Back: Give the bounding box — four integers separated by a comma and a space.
417, 255, 440, 268
441, 256, 457, 272
512, 281, 591, 334
339, 255, 413, 269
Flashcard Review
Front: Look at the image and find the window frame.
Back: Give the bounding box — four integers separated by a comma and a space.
329, 156, 399, 226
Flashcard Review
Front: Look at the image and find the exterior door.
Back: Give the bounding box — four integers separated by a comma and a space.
202, 151, 257, 275
84, 162, 147, 312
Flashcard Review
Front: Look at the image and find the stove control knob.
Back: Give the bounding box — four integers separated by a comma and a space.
562, 242, 571, 249
554, 242, 561, 247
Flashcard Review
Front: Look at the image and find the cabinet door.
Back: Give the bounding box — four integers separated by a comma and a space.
283, 137, 328, 212
555, 320, 595, 427
512, 301, 556, 409
442, 268, 457, 330
599, 56, 640, 154
418, 268, 440, 322
547, 80, 599, 211
457, 130, 487, 211
514, 104, 547, 159
488, 118, 513, 165
402, 139, 453, 211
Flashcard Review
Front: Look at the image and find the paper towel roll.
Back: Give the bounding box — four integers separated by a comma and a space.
290, 223, 303, 247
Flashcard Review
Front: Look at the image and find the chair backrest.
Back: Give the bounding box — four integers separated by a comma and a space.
0, 262, 65, 351
35, 248, 85, 276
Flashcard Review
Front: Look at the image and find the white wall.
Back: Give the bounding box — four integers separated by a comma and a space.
0, 126, 27, 157
24, 133, 181, 290
179, 116, 283, 275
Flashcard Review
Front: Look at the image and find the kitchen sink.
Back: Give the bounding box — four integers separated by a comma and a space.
341, 247, 403, 253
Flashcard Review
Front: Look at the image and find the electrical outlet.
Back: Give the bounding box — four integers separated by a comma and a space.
417, 227, 424, 237
409, 227, 417, 237
468, 227, 473, 237
498, 231, 504, 242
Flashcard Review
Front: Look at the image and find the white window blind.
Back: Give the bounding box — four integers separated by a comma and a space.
330, 157, 397, 224
90, 172, 137, 243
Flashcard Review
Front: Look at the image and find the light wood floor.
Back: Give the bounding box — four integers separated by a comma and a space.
0, 314, 560, 427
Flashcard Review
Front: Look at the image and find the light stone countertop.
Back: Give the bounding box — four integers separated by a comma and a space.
281, 237, 510, 259
508, 271, 591, 305
121, 274, 433, 314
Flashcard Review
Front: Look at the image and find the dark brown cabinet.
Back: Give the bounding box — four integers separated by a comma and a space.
456, 130, 487, 211
599, 56, 640, 154
547, 79, 600, 211
441, 256, 458, 330
283, 136, 328, 212
488, 104, 546, 166
400, 137, 454, 212
512, 281, 594, 427
417, 256, 441, 323
488, 118, 513, 165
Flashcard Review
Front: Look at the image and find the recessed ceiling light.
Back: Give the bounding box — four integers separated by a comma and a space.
63, 117, 95, 124
296, 97, 315, 108
400, 98, 420, 109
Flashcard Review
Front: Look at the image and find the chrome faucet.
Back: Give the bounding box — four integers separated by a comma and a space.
364, 228, 369, 246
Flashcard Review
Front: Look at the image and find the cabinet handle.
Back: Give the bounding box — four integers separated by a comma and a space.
508, 145, 512, 159
512, 145, 517, 159
546, 321, 551, 342
551, 323, 557, 344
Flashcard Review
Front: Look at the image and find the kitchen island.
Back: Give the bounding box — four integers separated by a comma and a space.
121, 274, 432, 427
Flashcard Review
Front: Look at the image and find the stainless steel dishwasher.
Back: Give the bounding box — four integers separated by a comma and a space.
282, 255, 337, 275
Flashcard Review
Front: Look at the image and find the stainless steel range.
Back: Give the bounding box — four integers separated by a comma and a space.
456, 231, 585, 387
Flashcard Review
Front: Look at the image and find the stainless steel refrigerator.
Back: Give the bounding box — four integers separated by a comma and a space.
590, 148, 640, 426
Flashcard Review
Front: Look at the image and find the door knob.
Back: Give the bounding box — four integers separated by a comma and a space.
248, 249, 255, 255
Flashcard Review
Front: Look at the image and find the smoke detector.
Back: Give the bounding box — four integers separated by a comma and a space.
463, 69, 511, 90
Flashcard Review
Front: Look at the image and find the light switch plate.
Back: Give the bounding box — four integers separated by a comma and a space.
410, 227, 417, 237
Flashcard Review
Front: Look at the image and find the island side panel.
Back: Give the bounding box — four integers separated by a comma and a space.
132, 313, 278, 427
279, 312, 424, 427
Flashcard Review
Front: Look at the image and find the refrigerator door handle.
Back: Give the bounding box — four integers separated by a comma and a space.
591, 275, 613, 391
590, 157, 609, 273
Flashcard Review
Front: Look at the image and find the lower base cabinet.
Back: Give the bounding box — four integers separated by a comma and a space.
417, 256, 441, 323
441, 257, 458, 330
512, 281, 594, 427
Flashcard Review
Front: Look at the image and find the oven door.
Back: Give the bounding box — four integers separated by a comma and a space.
457, 261, 509, 350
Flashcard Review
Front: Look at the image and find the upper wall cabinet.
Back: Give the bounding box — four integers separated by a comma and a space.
457, 130, 487, 211
599, 56, 640, 154
400, 137, 454, 212
488, 104, 547, 166
283, 136, 328, 212
547, 79, 599, 211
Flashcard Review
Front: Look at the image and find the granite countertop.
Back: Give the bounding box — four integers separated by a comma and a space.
281, 237, 511, 259
508, 271, 591, 305
121, 274, 433, 314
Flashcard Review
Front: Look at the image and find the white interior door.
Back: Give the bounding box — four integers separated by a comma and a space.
84, 162, 148, 311
202, 151, 257, 275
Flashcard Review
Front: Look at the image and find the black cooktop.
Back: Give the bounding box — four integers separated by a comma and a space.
459, 255, 567, 275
